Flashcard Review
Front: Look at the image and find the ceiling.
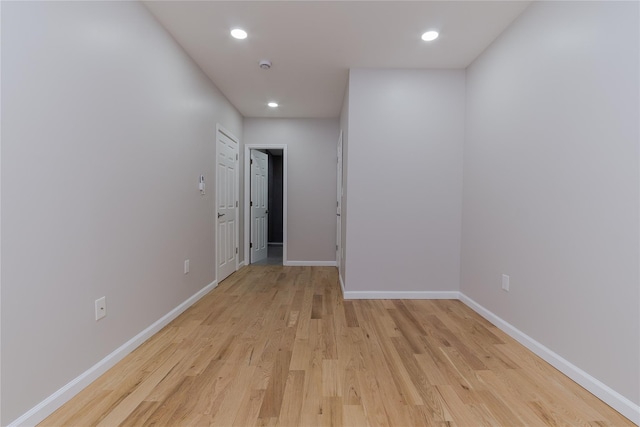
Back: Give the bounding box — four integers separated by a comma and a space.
144, 1, 531, 118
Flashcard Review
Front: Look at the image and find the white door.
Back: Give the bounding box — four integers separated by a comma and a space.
336, 131, 343, 271
251, 150, 269, 263
216, 128, 238, 282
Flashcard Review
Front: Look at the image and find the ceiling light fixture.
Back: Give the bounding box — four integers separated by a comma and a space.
267, 102, 278, 108
421, 30, 439, 42
259, 60, 272, 70
230, 28, 248, 40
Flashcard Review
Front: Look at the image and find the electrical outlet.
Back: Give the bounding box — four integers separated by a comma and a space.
502, 274, 510, 292
95, 297, 107, 321
184, 259, 190, 274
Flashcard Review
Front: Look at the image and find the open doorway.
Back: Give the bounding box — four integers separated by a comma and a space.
264, 149, 284, 264
244, 145, 287, 265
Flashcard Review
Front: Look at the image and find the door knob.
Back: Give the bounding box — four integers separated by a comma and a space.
218, 213, 225, 218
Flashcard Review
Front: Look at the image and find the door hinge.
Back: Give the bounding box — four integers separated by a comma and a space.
336, 245, 338, 251
337, 201, 339, 207
236, 247, 238, 254
250, 242, 253, 248
250, 201, 253, 207
236, 154, 238, 161
236, 201, 238, 207
250, 159, 253, 165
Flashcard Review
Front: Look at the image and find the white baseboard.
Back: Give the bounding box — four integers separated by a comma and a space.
12, 281, 638, 426
343, 290, 460, 300
268, 242, 283, 246
459, 293, 640, 425
9, 280, 218, 427
238, 261, 245, 268
338, 273, 346, 296
283, 260, 337, 267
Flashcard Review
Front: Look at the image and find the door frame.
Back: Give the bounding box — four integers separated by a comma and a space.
336, 130, 343, 275
215, 124, 240, 283
244, 144, 288, 265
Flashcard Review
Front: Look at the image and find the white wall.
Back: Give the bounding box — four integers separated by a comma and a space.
243, 118, 339, 263
345, 69, 465, 293
1, 2, 242, 424
462, 0, 639, 408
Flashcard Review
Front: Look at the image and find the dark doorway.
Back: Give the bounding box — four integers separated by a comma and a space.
268, 150, 284, 245
252, 149, 283, 265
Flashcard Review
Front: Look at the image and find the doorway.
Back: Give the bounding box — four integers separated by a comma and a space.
244, 145, 287, 265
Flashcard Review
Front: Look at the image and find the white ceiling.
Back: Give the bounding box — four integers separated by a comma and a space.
144, 1, 531, 118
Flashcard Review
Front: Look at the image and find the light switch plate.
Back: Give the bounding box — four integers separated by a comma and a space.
502, 274, 510, 292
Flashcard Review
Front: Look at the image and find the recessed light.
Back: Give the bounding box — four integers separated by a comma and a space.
267, 102, 278, 108
230, 28, 248, 40
421, 31, 439, 42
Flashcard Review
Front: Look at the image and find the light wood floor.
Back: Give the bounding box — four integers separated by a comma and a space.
40, 266, 633, 426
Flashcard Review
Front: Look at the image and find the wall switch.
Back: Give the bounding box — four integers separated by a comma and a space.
95, 297, 107, 321
502, 274, 510, 292
184, 259, 190, 274
198, 175, 205, 194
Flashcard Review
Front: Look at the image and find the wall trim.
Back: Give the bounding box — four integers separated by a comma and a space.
8, 280, 218, 427
343, 290, 460, 300
215, 124, 240, 284
338, 273, 346, 296
283, 260, 337, 267
459, 293, 640, 425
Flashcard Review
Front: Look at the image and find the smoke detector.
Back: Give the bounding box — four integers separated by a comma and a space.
259, 60, 272, 70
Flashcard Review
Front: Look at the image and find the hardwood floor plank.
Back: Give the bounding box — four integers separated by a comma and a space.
322, 359, 342, 397
277, 370, 306, 427
368, 312, 424, 406
390, 336, 450, 422
231, 389, 265, 427
38, 265, 634, 427
311, 294, 323, 320
321, 396, 344, 427
142, 376, 197, 426
343, 300, 360, 327
95, 348, 187, 427
435, 384, 490, 426
289, 338, 312, 371
355, 369, 392, 427
475, 370, 553, 425
386, 307, 427, 354
343, 404, 368, 426
258, 349, 293, 419
38, 389, 113, 427
341, 361, 362, 406
118, 400, 159, 427
322, 315, 338, 360
209, 366, 258, 426
299, 330, 324, 426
